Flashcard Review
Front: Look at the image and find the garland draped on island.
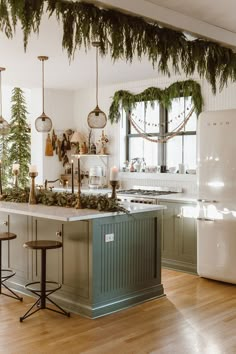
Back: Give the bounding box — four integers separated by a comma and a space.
108, 80, 203, 124
0, 1, 235, 93
0, 188, 128, 213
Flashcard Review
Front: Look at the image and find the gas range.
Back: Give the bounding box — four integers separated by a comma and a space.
116, 187, 182, 204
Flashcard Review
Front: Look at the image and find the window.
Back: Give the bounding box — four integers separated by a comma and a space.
124, 96, 197, 171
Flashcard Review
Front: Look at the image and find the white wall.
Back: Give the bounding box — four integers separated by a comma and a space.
30, 89, 76, 185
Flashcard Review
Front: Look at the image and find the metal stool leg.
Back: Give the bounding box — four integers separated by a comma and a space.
0, 240, 23, 301
20, 247, 70, 322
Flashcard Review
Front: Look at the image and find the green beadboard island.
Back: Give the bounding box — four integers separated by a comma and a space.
0, 201, 165, 318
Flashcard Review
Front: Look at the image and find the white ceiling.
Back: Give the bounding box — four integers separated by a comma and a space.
146, 0, 236, 33
0, 0, 235, 90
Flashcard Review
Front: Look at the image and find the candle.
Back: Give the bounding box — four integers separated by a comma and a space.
29, 165, 37, 173
71, 160, 74, 193
110, 166, 119, 181
78, 156, 81, 186
12, 163, 20, 172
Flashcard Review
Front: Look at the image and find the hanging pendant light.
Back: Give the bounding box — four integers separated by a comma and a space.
0, 67, 10, 135
35, 56, 52, 132
87, 42, 107, 129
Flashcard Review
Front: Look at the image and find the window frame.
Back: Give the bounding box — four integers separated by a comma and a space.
125, 97, 196, 167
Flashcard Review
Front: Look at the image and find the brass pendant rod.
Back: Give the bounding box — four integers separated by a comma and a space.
42, 59, 45, 113
37, 56, 48, 114
96, 45, 98, 107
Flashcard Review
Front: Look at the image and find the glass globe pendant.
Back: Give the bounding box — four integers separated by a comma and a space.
87, 42, 107, 129
0, 67, 10, 135
35, 56, 52, 133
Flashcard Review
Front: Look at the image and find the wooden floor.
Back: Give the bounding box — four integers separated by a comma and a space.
1, 269, 236, 354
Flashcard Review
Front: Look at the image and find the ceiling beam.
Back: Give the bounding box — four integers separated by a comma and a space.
92, 0, 236, 48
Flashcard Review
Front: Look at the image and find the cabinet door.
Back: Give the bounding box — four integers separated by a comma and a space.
160, 202, 179, 260
176, 205, 197, 265
63, 221, 90, 298
32, 217, 63, 283
8, 213, 29, 282
160, 201, 197, 273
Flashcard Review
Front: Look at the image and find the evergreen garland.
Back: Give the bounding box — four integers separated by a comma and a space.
6, 88, 31, 188
108, 80, 203, 124
0, 1, 235, 92
0, 188, 128, 213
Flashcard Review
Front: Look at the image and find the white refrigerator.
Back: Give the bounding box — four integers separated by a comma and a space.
197, 109, 236, 284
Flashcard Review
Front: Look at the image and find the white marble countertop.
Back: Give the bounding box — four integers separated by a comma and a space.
0, 201, 165, 222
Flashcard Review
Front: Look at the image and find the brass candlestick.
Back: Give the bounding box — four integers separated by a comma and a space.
75, 157, 82, 209
13, 169, 19, 188
110, 180, 118, 199
29, 172, 38, 204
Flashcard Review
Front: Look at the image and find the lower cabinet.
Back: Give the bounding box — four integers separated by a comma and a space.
159, 201, 197, 274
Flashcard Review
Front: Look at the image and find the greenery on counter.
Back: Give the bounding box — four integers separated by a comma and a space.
108, 79, 203, 124
0, 1, 236, 93
0, 188, 128, 213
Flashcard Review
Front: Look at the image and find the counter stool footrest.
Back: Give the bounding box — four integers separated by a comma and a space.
20, 281, 70, 322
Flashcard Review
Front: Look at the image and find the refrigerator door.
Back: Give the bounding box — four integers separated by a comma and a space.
197, 109, 236, 204
197, 217, 236, 284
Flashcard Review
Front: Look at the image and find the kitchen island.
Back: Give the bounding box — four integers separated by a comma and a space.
0, 201, 165, 318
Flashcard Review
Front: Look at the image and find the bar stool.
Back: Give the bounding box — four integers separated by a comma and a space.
20, 240, 70, 322
0, 232, 23, 301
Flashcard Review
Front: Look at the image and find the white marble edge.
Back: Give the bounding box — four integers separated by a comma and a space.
0, 201, 165, 222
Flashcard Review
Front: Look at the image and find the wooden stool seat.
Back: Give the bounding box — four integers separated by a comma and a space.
0, 232, 23, 301
20, 239, 70, 322
24, 240, 62, 250
0, 232, 17, 241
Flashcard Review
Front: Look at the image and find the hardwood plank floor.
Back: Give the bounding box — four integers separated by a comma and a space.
1, 269, 236, 354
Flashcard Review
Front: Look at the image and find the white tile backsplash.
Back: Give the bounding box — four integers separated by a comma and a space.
119, 172, 197, 194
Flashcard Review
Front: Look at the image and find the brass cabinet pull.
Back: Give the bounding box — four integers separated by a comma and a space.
56, 231, 62, 237
0, 221, 8, 226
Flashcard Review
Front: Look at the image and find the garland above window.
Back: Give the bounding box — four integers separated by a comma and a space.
0, 1, 235, 93
108, 80, 203, 124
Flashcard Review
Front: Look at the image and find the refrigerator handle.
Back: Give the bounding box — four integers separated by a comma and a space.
197, 199, 218, 203
197, 217, 215, 222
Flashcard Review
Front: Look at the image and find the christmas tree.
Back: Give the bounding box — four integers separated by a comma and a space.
0, 135, 9, 187
7, 88, 31, 188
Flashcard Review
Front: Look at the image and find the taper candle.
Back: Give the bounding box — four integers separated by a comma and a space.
29, 165, 37, 173
110, 166, 119, 181
71, 160, 74, 193
78, 156, 81, 187
12, 163, 20, 172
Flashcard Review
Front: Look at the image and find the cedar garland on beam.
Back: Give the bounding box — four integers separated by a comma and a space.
0, 1, 235, 93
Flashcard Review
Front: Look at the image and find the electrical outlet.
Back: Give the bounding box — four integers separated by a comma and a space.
105, 233, 114, 242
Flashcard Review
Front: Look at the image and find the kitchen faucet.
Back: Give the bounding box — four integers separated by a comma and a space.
44, 178, 63, 190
